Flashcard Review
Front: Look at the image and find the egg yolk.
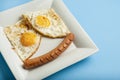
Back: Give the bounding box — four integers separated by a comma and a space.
35, 16, 50, 28
20, 32, 37, 46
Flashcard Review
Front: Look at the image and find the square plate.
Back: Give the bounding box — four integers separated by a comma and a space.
0, 0, 98, 80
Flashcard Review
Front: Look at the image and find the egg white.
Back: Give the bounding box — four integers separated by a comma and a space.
4, 20, 41, 61
23, 9, 70, 38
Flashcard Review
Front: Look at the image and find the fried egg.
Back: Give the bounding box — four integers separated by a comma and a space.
23, 9, 70, 38
4, 20, 41, 61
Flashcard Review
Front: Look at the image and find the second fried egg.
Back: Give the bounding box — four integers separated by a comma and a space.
23, 9, 70, 38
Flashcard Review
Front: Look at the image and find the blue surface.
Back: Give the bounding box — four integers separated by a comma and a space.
0, 0, 120, 80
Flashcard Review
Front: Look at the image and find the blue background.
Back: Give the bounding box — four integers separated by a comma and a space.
0, 0, 120, 80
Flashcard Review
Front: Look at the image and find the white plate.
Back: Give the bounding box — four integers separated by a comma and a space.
0, 0, 98, 80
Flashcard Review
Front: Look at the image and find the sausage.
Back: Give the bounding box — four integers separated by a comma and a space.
23, 33, 74, 69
